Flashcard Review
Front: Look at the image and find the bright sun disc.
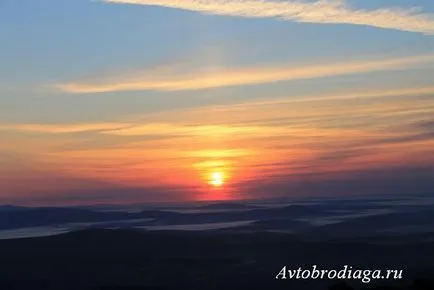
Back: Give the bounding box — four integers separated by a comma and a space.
209, 172, 224, 187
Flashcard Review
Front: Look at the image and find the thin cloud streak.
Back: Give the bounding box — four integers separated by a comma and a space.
3, 86, 434, 136
3, 88, 433, 200
104, 0, 434, 34
102, 124, 281, 137
138, 86, 434, 124
0, 123, 131, 134
191, 86, 434, 111
57, 54, 434, 93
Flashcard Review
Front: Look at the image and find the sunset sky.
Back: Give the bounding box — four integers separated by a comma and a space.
1, 0, 434, 205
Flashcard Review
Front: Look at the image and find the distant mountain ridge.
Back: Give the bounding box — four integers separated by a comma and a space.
0, 205, 29, 212
2, 199, 434, 241
0, 207, 136, 230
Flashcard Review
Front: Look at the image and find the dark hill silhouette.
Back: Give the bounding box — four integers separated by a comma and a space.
200, 202, 261, 210
0, 207, 137, 230
301, 209, 434, 239
0, 229, 434, 290
0, 204, 328, 231
223, 218, 309, 232
139, 204, 327, 225
0, 204, 28, 212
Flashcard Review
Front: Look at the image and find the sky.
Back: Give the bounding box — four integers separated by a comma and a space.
1, 0, 434, 205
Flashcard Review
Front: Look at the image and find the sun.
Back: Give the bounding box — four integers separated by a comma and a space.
209, 171, 225, 187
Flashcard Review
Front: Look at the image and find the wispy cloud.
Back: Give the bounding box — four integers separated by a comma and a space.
0, 121, 282, 139
0, 123, 131, 134
104, 0, 434, 34
102, 123, 280, 137
57, 54, 434, 93
4, 83, 434, 199
4, 86, 434, 138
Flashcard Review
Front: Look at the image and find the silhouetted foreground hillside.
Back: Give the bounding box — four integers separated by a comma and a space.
1, 229, 434, 290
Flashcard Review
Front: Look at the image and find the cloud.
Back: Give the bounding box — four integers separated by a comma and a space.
102, 123, 281, 137
57, 54, 434, 93
0, 121, 280, 138
137, 86, 434, 128
104, 0, 434, 34
0, 123, 131, 134
195, 86, 434, 110
238, 164, 434, 199
8, 85, 431, 144
4, 83, 434, 204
